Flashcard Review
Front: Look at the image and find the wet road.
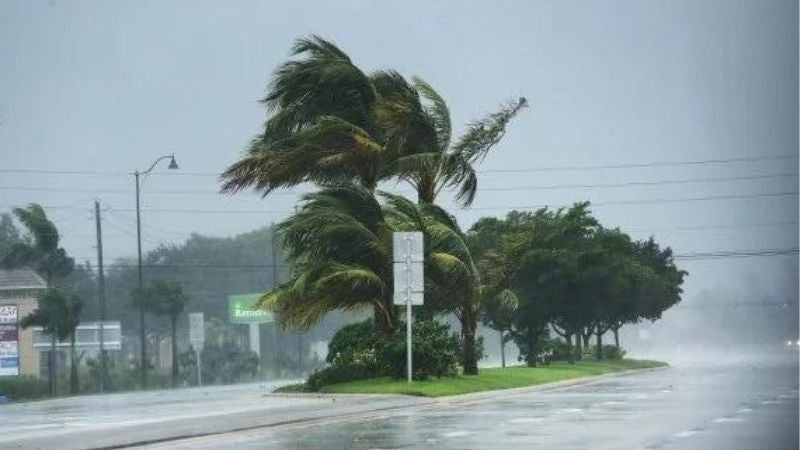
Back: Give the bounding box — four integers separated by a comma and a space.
140, 354, 799, 450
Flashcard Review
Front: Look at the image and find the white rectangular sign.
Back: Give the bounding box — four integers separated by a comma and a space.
393, 262, 424, 293
393, 232, 424, 262
0, 305, 19, 377
189, 312, 205, 350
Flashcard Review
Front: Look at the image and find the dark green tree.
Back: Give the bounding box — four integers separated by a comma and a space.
133, 280, 189, 387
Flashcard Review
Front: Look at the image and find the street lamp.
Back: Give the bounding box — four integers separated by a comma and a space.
134, 154, 178, 389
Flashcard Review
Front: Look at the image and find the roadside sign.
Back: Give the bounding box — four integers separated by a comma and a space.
189, 312, 205, 350
32, 321, 122, 350
0, 305, 19, 377
393, 262, 424, 305
228, 294, 274, 324
392, 231, 424, 384
393, 232, 424, 262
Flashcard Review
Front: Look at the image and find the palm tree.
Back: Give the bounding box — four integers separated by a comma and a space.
382, 193, 482, 374
2, 204, 74, 395
136, 280, 189, 387
389, 78, 527, 205
260, 185, 481, 346
261, 185, 395, 335
221, 36, 527, 208
20, 289, 82, 395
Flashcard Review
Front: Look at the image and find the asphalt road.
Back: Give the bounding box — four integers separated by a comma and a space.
1, 352, 797, 450
138, 353, 799, 450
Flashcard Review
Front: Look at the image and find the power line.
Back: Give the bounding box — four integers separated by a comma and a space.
0, 153, 795, 177
478, 154, 798, 173
71, 247, 798, 270
674, 248, 799, 261
461, 191, 799, 211
0, 171, 795, 195
2, 190, 796, 215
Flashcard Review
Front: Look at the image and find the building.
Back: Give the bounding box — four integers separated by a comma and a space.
0, 268, 45, 378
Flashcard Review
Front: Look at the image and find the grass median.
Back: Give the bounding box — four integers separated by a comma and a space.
277, 358, 667, 397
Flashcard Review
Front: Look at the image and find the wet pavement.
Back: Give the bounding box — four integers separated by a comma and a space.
140, 354, 799, 450
1, 353, 797, 450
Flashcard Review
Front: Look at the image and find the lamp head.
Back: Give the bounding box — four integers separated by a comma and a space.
167, 155, 179, 170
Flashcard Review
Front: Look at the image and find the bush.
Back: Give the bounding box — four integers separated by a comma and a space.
455, 333, 485, 368
0, 375, 49, 401
306, 364, 375, 391
548, 338, 575, 361
600, 345, 626, 360
381, 320, 459, 381
582, 344, 626, 360
326, 319, 381, 371
304, 319, 460, 389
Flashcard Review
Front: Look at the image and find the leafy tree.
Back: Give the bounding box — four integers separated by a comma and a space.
2, 204, 75, 395
134, 280, 189, 387
20, 289, 82, 395
480, 289, 518, 367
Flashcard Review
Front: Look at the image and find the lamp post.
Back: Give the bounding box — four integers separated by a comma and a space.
135, 154, 178, 389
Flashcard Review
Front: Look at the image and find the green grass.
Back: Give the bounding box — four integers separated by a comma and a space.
278, 359, 666, 398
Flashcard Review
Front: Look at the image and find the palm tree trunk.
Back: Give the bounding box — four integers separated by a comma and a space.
171, 315, 178, 388
461, 307, 479, 375
499, 330, 506, 368
69, 333, 78, 395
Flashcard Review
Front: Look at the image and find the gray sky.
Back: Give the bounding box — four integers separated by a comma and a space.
0, 0, 797, 310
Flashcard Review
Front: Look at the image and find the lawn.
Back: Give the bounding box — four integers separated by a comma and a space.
278, 359, 667, 398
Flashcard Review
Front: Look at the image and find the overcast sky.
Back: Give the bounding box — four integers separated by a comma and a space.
1, 0, 797, 311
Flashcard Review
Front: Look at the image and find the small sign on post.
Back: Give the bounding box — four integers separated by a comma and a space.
188, 312, 205, 387
393, 231, 424, 384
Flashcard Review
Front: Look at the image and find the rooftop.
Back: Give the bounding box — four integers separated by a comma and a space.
0, 268, 46, 291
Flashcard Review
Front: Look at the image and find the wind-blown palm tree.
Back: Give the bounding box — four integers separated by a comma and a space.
388, 78, 527, 205
220, 35, 527, 207
2, 204, 75, 395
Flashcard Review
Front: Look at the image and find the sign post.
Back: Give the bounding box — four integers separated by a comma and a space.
189, 312, 205, 387
393, 232, 424, 383
228, 294, 274, 368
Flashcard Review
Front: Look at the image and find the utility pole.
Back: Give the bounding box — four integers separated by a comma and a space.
135, 170, 147, 389
94, 201, 107, 393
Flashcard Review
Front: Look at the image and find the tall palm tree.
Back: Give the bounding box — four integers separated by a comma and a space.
2, 204, 74, 395
220, 35, 527, 207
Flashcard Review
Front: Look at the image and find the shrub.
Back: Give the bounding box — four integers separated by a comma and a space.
381, 320, 459, 380
455, 333, 485, 368
326, 319, 380, 371
0, 375, 49, 401
306, 364, 375, 391
548, 338, 575, 362
582, 344, 626, 360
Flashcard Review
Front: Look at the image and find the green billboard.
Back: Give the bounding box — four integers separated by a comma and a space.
227, 294, 274, 324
